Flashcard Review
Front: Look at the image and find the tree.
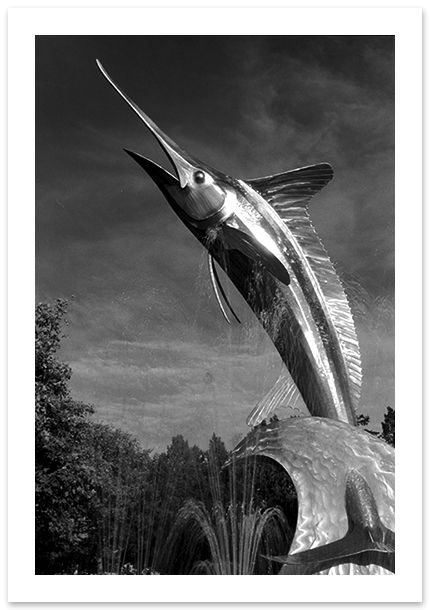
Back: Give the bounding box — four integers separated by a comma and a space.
357, 408, 395, 447
155, 435, 207, 518
35, 300, 153, 574
36, 299, 73, 398
356, 413, 370, 428
380, 406, 395, 447
35, 300, 98, 572
87, 422, 152, 574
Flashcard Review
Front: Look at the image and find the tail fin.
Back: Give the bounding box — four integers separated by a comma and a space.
267, 469, 394, 572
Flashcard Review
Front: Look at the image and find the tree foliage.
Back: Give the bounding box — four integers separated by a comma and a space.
35, 300, 152, 574
357, 408, 395, 447
381, 406, 395, 447
36, 300, 95, 572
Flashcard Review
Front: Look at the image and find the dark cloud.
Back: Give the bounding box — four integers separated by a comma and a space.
37, 35, 395, 448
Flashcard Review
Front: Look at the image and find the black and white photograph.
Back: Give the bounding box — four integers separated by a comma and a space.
8, 6, 422, 604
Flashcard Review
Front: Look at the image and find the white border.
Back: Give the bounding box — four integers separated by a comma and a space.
8, 6, 422, 604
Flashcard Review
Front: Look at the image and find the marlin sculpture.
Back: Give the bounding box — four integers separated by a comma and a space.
96, 60, 361, 429
97, 61, 394, 575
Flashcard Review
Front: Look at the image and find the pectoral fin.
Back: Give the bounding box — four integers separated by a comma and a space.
208, 254, 241, 324
222, 224, 290, 287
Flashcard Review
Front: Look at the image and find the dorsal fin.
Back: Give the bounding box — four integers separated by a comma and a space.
247, 163, 334, 208
246, 366, 304, 427
247, 163, 362, 409
208, 254, 241, 324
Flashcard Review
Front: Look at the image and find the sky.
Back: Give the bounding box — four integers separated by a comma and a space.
36, 35, 395, 452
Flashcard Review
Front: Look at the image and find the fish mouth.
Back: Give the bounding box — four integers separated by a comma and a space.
123, 149, 179, 188
97, 60, 290, 287
97, 59, 200, 189
97, 60, 234, 225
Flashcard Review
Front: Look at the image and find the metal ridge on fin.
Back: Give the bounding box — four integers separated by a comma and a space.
279, 201, 362, 408
247, 366, 304, 427
247, 163, 334, 208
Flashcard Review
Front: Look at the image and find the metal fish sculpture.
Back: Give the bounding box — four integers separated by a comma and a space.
97, 61, 394, 577
96, 60, 362, 428
227, 417, 395, 575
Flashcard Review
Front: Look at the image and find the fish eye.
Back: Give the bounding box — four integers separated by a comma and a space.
193, 170, 205, 184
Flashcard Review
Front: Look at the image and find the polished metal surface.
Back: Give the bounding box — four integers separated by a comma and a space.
228, 417, 395, 575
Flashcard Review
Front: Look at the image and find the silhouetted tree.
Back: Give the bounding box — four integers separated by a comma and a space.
36, 299, 96, 572
357, 409, 395, 446
380, 406, 395, 447
35, 300, 152, 574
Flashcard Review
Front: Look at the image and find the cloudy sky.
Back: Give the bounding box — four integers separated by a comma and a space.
36, 35, 394, 451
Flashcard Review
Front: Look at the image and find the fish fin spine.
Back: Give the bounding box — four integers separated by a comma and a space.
208, 254, 241, 324
246, 366, 303, 427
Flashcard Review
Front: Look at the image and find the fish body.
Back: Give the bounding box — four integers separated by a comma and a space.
227, 417, 395, 575
97, 60, 362, 427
